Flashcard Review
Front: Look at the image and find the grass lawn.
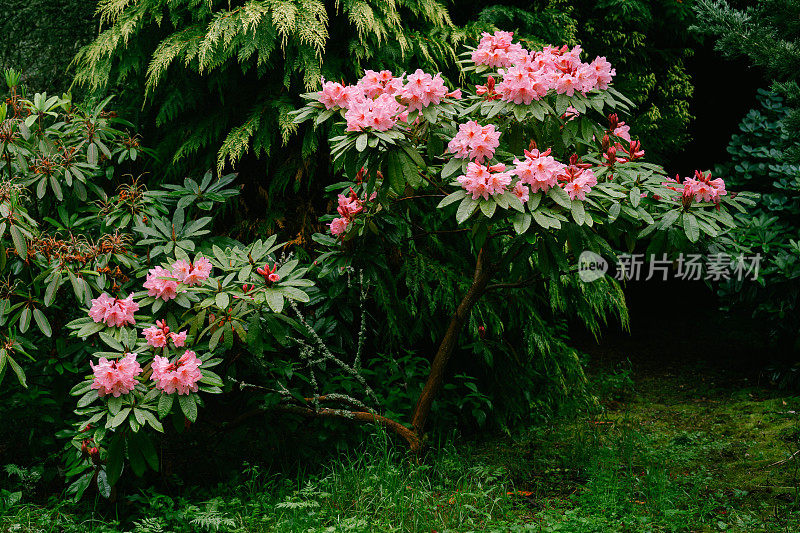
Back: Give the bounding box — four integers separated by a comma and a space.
3, 322, 800, 532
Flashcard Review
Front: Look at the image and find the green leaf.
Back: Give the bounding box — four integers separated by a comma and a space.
215, 292, 230, 310
441, 157, 463, 180
660, 210, 681, 230
9, 226, 27, 257
479, 200, 497, 218
44, 274, 62, 307
265, 290, 284, 313
355, 133, 368, 152
97, 469, 111, 499
157, 393, 174, 418
19, 307, 31, 333
608, 202, 621, 222
386, 150, 407, 194
683, 212, 700, 242
7, 355, 26, 388
99, 332, 124, 351
437, 190, 466, 208
570, 201, 586, 225
547, 186, 571, 209
109, 408, 131, 429
456, 196, 477, 224
512, 213, 532, 234
179, 394, 197, 422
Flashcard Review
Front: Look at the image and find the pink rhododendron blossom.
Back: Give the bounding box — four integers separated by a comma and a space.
477, 35, 615, 104
90, 353, 142, 397
358, 70, 404, 99
151, 350, 203, 395
677, 171, 727, 204
613, 123, 631, 142
471, 31, 526, 68
590, 57, 615, 90
447, 121, 501, 163
170, 330, 187, 347
318, 79, 350, 109
559, 161, 598, 201
345, 93, 406, 132
513, 182, 530, 203
562, 170, 597, 201
143, 320, 187, 348
172, 257, 212, 286
399, 69, 448, 111
337, 192, 363, 218
143, 266, 179, 301
330, 217, 349, 236
143, 323, 169, 348
510, 148, 566, 193
88, 293, 139, 327
457, 162, 511, 200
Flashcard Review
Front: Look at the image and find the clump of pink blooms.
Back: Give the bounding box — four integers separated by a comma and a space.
447, 121, 501, 163
172, 257, 212, 286
144, 258, 212, 301
90, 353, 142, 397
151, 350, 203, 395
143, 266, 179, 301
143, 320, 187, 348
88, 293, 139, 327
457, 162, 512, 200
559, 155, 598, 201
471, 31, 526, 68
664, 170, 727, 205
470, 32, 616, 103
317, 69, 460, 132
510, 148, 567, 193
329, 186, 376, 236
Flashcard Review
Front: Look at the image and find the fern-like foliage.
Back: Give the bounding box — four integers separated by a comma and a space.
73, 0, 465, 191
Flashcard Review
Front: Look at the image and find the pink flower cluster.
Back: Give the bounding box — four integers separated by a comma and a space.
151, 350, 203, 395
90, 353, 142, 397
88, 294, 139, 327
561, 164, 598, 201
317, 69, 460, 132
143, 320, 187, 348
447, 121, 501, 163
330, 188, 375, 236
345, 93, 407, 132
511, 148, 567, 193
456, 162, 512, 200
471, 31, 526, 68
470, 33, 616, 104
143, 258, 212, 301
665, 171, 727, 204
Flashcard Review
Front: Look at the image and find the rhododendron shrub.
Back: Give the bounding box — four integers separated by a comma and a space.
64, 236, 313, 498
292, 32, 753, 447
0, 75, 321, 500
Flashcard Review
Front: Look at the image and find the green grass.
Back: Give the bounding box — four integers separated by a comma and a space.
4, 362, 800, 532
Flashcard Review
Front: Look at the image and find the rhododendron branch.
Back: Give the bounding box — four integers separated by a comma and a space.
484, 276, 539, 292
411, 246, 497, 436
277, 405, 421, 451
289, 301, 379, 404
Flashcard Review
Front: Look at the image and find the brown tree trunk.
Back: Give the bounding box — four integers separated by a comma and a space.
410, 247, 494, 439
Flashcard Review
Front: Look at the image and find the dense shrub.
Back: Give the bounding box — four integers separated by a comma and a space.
715, 90, 800, 362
